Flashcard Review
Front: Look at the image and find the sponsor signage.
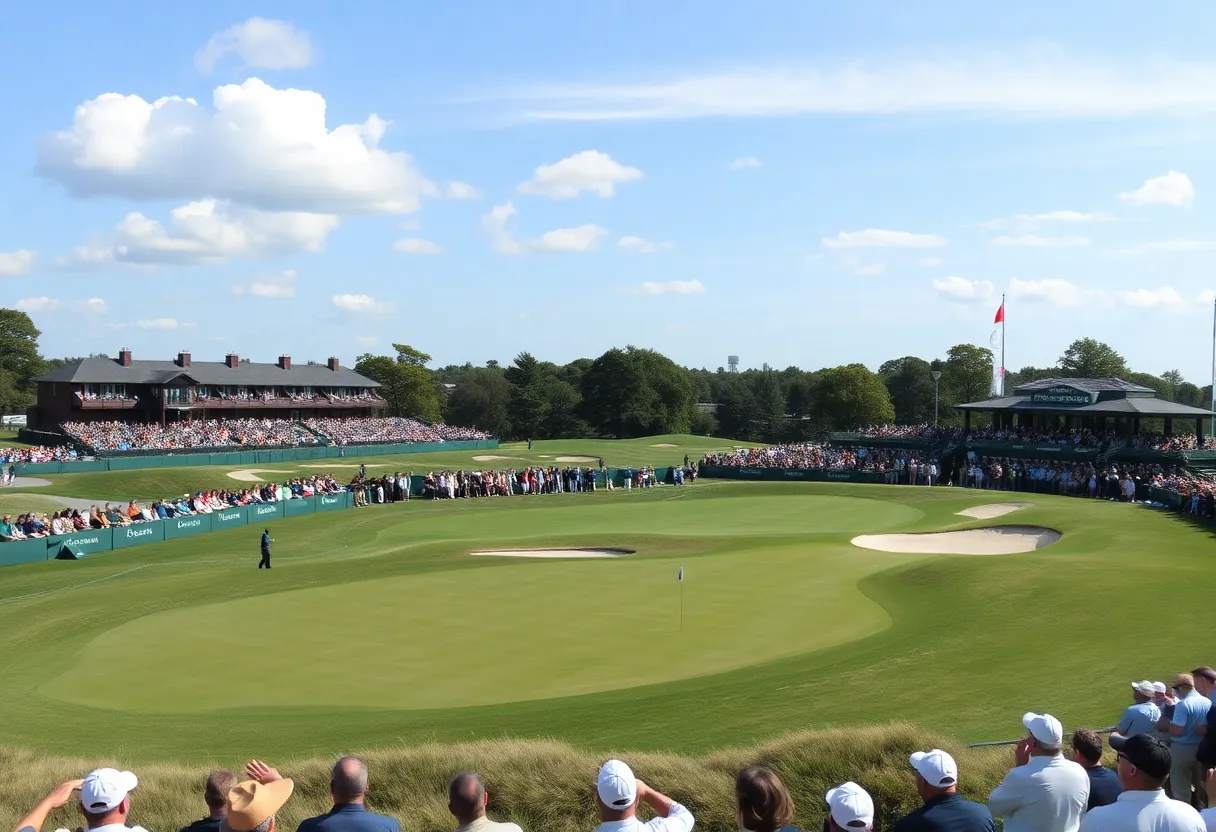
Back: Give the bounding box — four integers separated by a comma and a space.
47, 528, 113, 557
166, 514, 211, 539
1029, 385, 1096, 406
114, 522, 164, 548
213, 507, 247, 529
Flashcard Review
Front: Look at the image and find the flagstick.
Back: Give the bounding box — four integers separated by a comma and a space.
1000, 293, 1006, 397
1210, 297, 1215, 444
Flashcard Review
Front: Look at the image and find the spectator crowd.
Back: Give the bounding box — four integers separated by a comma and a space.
304, 417, 488, 445
16, 673, 1216, 832
63, 419, 316, 452
703, 444, 939, 483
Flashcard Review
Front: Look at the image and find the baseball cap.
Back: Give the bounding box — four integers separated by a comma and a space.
909, 749, 958, 788
80, 768, 138, 814
1152, 681, 1167, 694
597, 760, 637, 810
1109, 734, 1172, 780
1022, 712, 1064, 746
1132, 680, 1156, 697
226, 778, 295, 832
825, 782, 874, 830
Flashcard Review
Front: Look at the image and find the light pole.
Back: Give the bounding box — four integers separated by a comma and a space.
932, 370, 942, 426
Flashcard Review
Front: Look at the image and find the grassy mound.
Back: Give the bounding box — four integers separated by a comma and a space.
0, 725, 1020, 832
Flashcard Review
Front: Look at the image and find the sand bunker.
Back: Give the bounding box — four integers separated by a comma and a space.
555, 456, 597, 462
227, 469, 288, 482
851, 525, 1061, 556
956, 502, 1031, 520
472, 547, 635, 559
650, 443, 677, 447
472, 455, 521, 461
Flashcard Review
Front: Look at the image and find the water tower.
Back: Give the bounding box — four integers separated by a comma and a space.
728, 355, 739, 372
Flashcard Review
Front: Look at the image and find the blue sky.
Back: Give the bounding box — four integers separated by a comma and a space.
3, 1, 1216, 382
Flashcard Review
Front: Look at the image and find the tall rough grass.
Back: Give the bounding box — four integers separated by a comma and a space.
0, 725, 1021, 832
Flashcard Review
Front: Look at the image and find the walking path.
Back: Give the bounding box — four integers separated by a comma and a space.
3, 478, 128, 512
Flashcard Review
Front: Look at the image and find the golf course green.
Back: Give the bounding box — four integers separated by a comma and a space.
0, 437, 1209, 769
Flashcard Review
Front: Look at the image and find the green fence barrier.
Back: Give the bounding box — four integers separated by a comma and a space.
113, 522, 164, 548
699, 465, 887, 484
47, 528, 113, 558
165, 514, 211, 538
284, 498, 314, 518
317, 493, 349, 511
249, 502, 281, 523
213, 507, 247, 530
964, 441, 1098, 460
0, 538, 51, 566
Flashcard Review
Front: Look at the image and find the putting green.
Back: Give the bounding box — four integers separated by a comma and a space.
43, 542, 905, 711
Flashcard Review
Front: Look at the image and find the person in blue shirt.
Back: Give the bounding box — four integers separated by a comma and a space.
298, 757, 399, 832
894, 748, 994, 832
1162, 672, 1213, 806
258, 529, 273, 569
1113, 681, 1163, 743
735, 765, 799, 832
1070, 729, 1122, 810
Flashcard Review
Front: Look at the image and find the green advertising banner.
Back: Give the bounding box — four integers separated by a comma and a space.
317, 493, 348, 511
165, 514, 211, 539
285, 498, 314, 518
0, 538, 50, 566
113, 522, 165, 548
248, 502, 281, 524
47, 528, 113, 558
213, 507, 248, 530
699, 465, 887, 484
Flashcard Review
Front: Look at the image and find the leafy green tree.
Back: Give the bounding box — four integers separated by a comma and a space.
878, 356, 936, 424
354, 344, 443, 422
540, 378, 589, 438
1176, 381, 1203, 408
445, 367, 513, 437
941, 344, 995, 408
808, 364, 894, 430
750, 371, 787, 441
1057, 338, 1128, 378
1162, 369, 1186, 401
0, 309, 44, 415
715, 376, 759, 440
579, 347, 696, 437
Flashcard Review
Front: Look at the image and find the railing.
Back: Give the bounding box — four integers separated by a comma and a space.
75, 398, 138, 410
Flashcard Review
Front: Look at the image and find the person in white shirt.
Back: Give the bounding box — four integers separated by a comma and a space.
593, 759, 694, 832
825, 782, 874, 831
448, 772, 523, 832
12, 768, 152, 832
988, 712, 1090, 832
1080, 733, 1205, 831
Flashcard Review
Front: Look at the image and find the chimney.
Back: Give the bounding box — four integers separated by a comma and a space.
278, 354, 292, 370
225, 353, 239, 369
327, 356, 340, 371
119, 348, 132, 368
177, 350, 191, 368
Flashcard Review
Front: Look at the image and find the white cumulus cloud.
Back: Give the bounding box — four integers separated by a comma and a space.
444, 181, 481, 200
932, 276, 994, 302
1010, 277, 1102, 307
728, 156, 762, 170
233, 269, 297, 298
0, 250, 36, 276
538, 224, 607, 252
639, 280, 706, 295
1012, 210, 1113, 223
61, 200, 337, 267
617, 235, 674, 253
482, 202, 524, 254
15, 297, 59, 313
332, 293, 394, 314
992, 234, 1091, 247
38, 78, 434, 214
823, 229, 947, 249
195, 17, 313, 74
78, 298, 108, 314
1118, 286, 1185, 308
393, 238, 445, 255
137, 317, 184, 330
1119, 171, 1195, 207
517, 150, 643, 199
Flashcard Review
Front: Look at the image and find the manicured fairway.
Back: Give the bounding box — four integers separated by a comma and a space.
0, 477, 1211, 768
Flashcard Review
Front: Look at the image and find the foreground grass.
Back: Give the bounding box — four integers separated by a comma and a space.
0, 725, 1025, 832
9, 434, 750, 500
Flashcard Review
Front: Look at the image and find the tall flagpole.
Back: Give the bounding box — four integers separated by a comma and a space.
1210, 297, 1215, 444
1000, 293, 1007, 396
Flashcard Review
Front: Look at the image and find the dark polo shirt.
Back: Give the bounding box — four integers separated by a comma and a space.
893, 793, 995, 832
1084, 764, 1124, 810
179, 817, 224, 832
297, 803, 400, 832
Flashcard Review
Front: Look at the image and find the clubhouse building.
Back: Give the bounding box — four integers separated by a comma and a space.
31, 349, 385, 428
955, 377, 1215, 443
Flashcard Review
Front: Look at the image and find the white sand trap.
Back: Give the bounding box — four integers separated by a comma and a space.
556, 456, 597, 462
650, 443, 678, 447
851, 525, 1061, 556
227, 469, 289, 482
472, 455, 521, 461
956, 502, 1031, 520
472, 547, 635, 559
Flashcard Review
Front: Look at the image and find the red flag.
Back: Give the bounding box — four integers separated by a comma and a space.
994, 303, 1005, 324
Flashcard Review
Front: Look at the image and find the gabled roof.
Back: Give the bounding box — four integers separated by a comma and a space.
33, 357, 381, 388
956, 395, 1214, 417
1012, 377, 1156, 394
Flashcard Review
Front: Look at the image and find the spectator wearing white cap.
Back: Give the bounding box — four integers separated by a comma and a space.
824, 782, 873, 832
893, 749, 994, 832
1114, 682, 1163, 744
76, 768, 150, 832
987, 712, 1089, 832
12, 779, 85, 832
1162, 673, 1212, 807
593, 760, 694, 832
1070, 729, 1122, 810
1080, 734, 1205, 832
